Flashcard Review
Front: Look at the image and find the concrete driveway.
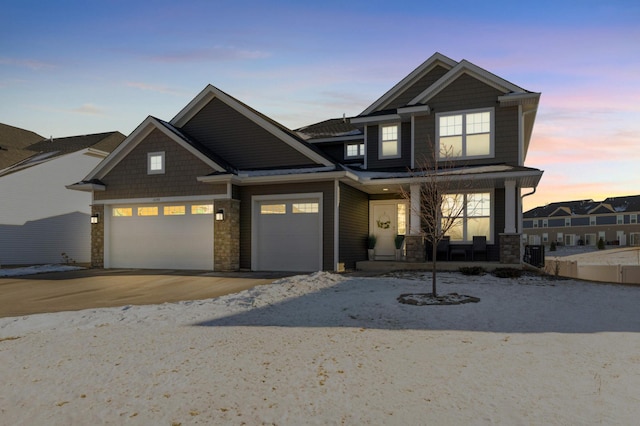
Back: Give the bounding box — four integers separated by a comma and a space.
0, 268, 290, 318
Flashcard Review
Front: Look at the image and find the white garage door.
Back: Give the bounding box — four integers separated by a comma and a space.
109, 203, 214, 270
254, 196, 322, 272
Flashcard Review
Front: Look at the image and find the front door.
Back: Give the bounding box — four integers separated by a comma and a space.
370, 202, 407, 260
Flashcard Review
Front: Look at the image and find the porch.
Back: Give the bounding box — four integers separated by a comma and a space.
356, 259, 521, 272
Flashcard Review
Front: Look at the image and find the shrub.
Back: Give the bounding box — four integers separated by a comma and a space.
597, 237, 605, 250
459, 266, 485, 276
367, 234, 377, 249
492, 267, 523, 279
549, 241, 557, 252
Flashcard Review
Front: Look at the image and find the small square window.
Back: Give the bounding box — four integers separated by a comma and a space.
148, 152, 165, 174
346, 143, 365, 158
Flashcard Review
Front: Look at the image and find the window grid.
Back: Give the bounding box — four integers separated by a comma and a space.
292, 203, 319, 214
438, 109, 492, 159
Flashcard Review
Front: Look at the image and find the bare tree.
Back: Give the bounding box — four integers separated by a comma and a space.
401, 143, 472, 297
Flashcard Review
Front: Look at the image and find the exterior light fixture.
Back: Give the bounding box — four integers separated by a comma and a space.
90, 213, 100, 224
215, 209, 225, 221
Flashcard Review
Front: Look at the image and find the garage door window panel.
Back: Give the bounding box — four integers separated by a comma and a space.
191, 204, 213, 215
164, 206, 186, 216
138, 206, 158, 216
261, 204, 286, 214
292, 203, 319, 213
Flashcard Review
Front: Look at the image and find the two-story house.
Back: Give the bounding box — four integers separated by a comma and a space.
523, 196, 640, 247
68, 52, 542, 272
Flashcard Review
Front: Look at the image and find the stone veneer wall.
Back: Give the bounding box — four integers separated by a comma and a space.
499, 233, 521, 264
90, 204, 105, 268
404, 235, 426, 262
214, 199, 240, 271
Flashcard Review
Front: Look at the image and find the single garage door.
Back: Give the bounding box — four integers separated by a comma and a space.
109, 203, 214, 270
254, 197, 322, 271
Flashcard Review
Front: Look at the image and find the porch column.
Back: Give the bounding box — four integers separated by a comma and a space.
504, 180, 517, 234
410, 183, 421, 235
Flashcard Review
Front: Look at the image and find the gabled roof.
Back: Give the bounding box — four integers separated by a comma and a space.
361, 52, 457, 115
0, 123, 45, 170
0, 130, 125, 177
171, 85, 334, 167
80, 116, 230, 182
295, 118, 363, 141
524, 195, 640, 218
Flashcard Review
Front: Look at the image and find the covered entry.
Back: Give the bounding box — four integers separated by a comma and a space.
252, 194, 322, 272
107, 202, 215, 270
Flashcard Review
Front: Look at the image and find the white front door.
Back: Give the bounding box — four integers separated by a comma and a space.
370, 202, 407, 260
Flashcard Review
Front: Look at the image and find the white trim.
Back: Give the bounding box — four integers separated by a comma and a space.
345, 142, 365, 159
410, 115, 415, 169
378, 123, 401, 160
436, 107, 495, 160
92, 194, 224, 205
504, 180, 517, 234
397, 105, 431, 116
409, 60, 526, 106
170, 85, 333, 167
350, 114, 402, 125
361, 52, 457, 115
147, 151, 165, 174
518, 104, 524, 166
363, 126, 368, 169
306, 135, 363, 144
83, 117, 227, 181
251, 192, 323, 271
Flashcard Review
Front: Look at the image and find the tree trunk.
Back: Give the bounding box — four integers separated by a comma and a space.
431, 243, 437, 296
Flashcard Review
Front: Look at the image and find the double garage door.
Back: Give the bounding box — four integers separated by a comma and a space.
108, 203, 214, 270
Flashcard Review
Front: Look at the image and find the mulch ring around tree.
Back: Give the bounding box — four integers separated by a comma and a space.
397, 293, 480, 306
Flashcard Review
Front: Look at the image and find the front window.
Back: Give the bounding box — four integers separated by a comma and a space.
346, 143, 365, 158
437, 108, 493, 159
379, 124, 400, 158
442, 192, 491, 242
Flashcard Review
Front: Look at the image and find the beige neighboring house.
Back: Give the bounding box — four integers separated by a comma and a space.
0, 125, 125, 265
523, 196, 640, 247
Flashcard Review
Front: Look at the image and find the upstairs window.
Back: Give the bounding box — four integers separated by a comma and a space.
379, 124, 400, 159
437, 108, 493, 159
346, 143, 365, 158
148, 152, 165, 174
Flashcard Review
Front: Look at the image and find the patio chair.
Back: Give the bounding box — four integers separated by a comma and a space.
472, 236, 487, 261
436, 236, 450, 260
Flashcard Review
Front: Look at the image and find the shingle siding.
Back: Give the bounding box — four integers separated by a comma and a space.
181, 98, 317, 169
95, 129, 225, 201
338, 183, 369, 269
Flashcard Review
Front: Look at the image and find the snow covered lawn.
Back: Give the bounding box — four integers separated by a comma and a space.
1, 271, 639, 424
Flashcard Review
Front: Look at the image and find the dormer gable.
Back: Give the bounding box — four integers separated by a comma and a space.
360, 52, 457, 116
589, 203, 615, 215
549, 206, 572, 217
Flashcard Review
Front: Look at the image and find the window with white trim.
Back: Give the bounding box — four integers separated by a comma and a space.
346, 143, 365, 158
437, 108, 493, 159
379, 124, 400, 158
617, 215, 624, 224
147, 152, 165, 174
292, 203, 319, 214
442, 192, 491, 242
565, 218, 571, 227
631, 214, 637, 224
542, 219, 548, 228
590, 216, 597, 226
542, 233, 548, 243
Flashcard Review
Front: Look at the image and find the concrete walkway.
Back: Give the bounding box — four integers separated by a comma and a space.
0, 269, 289, 318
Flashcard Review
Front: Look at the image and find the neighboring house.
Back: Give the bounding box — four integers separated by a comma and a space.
68, 52, 542, 272
523, 196, 640, 247
0, 128, 125, 265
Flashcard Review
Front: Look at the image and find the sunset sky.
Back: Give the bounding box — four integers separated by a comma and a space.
1, 0, 638, 210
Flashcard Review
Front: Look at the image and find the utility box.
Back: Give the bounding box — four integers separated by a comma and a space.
524, 245, 545, 268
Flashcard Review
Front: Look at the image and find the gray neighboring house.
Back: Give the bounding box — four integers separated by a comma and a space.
68, 52, 543, 272
0, 125, 125, 265
523, 196, 640, 247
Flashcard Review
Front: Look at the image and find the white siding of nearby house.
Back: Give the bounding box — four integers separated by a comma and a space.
0, 150, 103, 265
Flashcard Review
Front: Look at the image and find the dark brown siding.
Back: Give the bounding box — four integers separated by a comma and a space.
96, 128, 225, 200
385, 65, 450, 110
181, 98, 318, 169
338, 183, 369, 269
238, 181, 335, 270
366, 122, 412, 170
413, 74, 520, 167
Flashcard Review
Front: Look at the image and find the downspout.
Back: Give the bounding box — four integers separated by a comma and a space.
520, 186, 537, 260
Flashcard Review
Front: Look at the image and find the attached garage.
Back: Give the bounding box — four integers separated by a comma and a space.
252, 194, 322, 272
107, 202, 214, 270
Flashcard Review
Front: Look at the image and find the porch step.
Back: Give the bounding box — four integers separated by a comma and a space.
355, 260, 521, 272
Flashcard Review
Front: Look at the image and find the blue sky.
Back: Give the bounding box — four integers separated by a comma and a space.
1, 0, 639, 210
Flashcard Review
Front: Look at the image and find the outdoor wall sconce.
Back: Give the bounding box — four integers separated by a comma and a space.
215, 209, 225, 221
90, 213, 100, 224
